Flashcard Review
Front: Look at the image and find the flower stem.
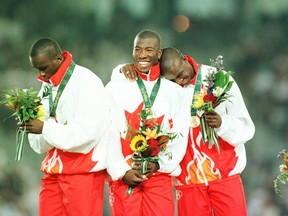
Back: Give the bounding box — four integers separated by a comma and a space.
15, 128, 26, 161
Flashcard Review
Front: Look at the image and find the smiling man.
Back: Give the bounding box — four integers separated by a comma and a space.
116, 47, 255, 216
105, 30, 190, 216
132, 30, 161, 73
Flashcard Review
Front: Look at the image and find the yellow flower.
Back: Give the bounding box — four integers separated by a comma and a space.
37, 105, 45, 122
142, 128, 158, 140
130, 135, 147, 153
4, 94, 21, 111
284, 152, 288, 161
194, 100, 204, 109
193, 93, 205, 109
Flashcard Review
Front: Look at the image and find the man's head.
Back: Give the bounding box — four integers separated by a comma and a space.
132, 29, 162, 73
29, 37, 64, 81
160, 47, 195, 86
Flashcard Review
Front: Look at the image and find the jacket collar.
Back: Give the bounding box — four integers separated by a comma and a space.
185, 55, 200, 86
134, 63, 160, 81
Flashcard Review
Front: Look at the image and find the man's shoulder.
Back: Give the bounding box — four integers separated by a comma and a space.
111, 63, 128, 81
200, 64, 236, 82
161, 77, 183, 90
73, 64, 97, 77
200, 64, 214, 72
74, 64, 93, 73
105, 77, 134, 91
72, 64, 103, 84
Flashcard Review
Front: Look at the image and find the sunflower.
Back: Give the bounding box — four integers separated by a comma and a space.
37, 105, 45, 121
130, 135, 148, 153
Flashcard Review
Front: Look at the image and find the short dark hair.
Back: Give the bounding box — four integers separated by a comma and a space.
30, 37, 62, 59
135, 29, 162, 49
160, 47, 183, 72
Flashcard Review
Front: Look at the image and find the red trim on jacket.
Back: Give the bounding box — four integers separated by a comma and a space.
185, 55, 200, 86
134, 63, 161, 81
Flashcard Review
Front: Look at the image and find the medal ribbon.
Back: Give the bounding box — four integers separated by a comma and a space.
126, 77, 161, 196
49, 61, 76, 117
136, 77, 161, 108
191, 66, 202, 116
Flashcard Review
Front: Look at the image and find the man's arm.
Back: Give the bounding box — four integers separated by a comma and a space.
215, 77, 255, 145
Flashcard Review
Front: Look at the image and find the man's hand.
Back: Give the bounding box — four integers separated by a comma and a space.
19, 119, 44, 134
144, 162, 159, 177
132, 161, 141, 170
204, 111, 222, 128
120, 63, 137, 81
122, 169, 147, 187
132, 161, 160, 178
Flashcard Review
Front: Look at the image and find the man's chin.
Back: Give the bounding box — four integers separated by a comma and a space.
136, 67, 150, 74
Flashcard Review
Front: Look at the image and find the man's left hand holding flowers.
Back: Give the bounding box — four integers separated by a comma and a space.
132, 159, 160, 178
203, 110, 222, 129
0, 88, 44, 161
192, 55, 234, 152
19, 118, 44, 134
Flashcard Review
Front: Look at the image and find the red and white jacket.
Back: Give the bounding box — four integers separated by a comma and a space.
106, 63, 190, 180
28, 51, 109, 174
174, 56, 255, 187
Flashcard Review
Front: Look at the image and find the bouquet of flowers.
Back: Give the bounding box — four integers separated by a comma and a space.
0, 87, 44, 161
193, 55, 234, 152
127, 108, 177, 195
273, 149, 288, 196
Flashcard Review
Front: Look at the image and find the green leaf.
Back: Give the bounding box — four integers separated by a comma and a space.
223, 81, 234, 93
214, 71, 228, 88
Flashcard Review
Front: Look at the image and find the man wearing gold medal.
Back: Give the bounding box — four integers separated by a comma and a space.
23, 38, 109, 216
162, 47, 255, 216
120, 47, 255, 216
105, 30, 190, 216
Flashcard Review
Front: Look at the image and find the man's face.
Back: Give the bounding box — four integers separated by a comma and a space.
30, 53, 61, 81
163, 59, 194, 86
133, 37, 162, 73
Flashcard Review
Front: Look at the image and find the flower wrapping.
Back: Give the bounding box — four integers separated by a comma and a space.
0, 88, 44, 161
193, 55, 234, 152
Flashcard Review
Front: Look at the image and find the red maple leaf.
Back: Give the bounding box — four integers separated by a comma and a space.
121, 102, 165, 158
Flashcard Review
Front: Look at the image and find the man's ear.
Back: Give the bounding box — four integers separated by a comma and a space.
183, 55, 188, 62
55, 54, 64, 65
158, 49, 163, 60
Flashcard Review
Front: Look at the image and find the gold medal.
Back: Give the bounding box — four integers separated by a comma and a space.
190, 116, 200, 128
